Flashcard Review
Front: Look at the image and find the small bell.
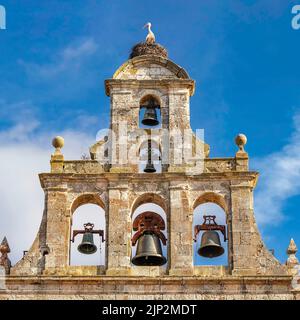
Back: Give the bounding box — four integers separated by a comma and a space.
198, 230, 224, 258
132, 232, 167, 266
141, 98, 159, 126
72, 223, 104, 255
142, 107, 159, 126
144, 162, 156, 173
78, 232, 97, 255
144, 140, 156, 173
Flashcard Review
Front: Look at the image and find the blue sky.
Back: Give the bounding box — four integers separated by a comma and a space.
0, 0, 300, 265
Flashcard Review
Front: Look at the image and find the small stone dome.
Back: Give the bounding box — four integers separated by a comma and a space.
129, 42, 168, 59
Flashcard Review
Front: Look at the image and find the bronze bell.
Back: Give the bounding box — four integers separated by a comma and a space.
78, 232, 97, 255
144, 161, 156, 173
142, 107, 159, 126
131, 232, 167, 266
198, 230, 224, 258
144, 140, 156, 173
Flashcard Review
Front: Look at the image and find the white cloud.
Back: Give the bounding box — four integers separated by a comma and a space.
0, 36, 103, 265
229, 0, 289, 22
0, 102, 95, 264
253, 111, 300, 225
19, 38, 98, 79
62, 39, 98, 60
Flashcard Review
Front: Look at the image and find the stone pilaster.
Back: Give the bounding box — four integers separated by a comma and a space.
230, 181, 286, 275
235, 151, 249, 172
168, 185, 193, 276
44, 187, 70, 270
168, 90, 191, 131
230, 183, 257, 275
106, 183, 131, 275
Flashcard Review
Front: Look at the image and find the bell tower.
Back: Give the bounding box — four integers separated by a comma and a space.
3, 36, 300, 300
90, 43, 205, 175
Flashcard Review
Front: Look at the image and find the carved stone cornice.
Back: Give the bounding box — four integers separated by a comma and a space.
105, 79, 195, 96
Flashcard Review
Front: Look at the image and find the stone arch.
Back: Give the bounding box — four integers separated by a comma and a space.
139, 94, 162, 129
136, 89, 165, 107
138, 90, 165, 129
70, 193, 105, 215
193, 192, 229, 267
193, 192, 228, 214
140, 94, 161, 107
131, 193, 168, 216
130, 193, 169, 270
69, 193, 107, 267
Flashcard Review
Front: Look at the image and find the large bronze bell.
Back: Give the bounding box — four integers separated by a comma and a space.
198, 230, 224, 258
78, 232, 97, 255
142, 107, 159, 126
131, 232, 167, 266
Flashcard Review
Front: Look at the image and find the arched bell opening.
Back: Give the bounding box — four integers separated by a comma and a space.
193, 202, 228, 267
139, 139, 162, 173
139, 95, 161, 129
131, 203, 168, 267
70, 203, 106, 267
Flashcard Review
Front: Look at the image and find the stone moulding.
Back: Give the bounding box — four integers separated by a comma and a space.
105, 79, 196, 97
0, 275, 296, 300
38, 171, 260, 192
50, 158, 245, 175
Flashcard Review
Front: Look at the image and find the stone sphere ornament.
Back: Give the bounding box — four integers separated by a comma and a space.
235, 133, 247, 151
52, 136, 65, 150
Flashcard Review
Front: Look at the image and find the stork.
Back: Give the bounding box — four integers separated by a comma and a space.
143, 22, 155, 45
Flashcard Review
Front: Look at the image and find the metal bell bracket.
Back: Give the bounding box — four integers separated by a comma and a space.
193, 215, 227, 242
131, 212, 167, 246
71, 222, 105, 243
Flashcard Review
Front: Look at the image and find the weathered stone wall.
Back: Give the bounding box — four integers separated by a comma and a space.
104, 55, 195, 172
113, 55, 190, 80
0, 276, 297, 300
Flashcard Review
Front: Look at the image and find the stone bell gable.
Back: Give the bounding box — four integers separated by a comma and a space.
112, 55, 190, 80
1, 40, 299, 300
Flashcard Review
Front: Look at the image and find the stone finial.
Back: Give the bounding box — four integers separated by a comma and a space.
0, 237, 11, 275
235, 133, 247, 152
0, 237, 10, 254
52, 136, 64, 156
235, 134, 248, 171
286, 238, 299, 270
51, 136, 65, 172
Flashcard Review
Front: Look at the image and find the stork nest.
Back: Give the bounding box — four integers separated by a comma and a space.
129, 42, 168, 59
